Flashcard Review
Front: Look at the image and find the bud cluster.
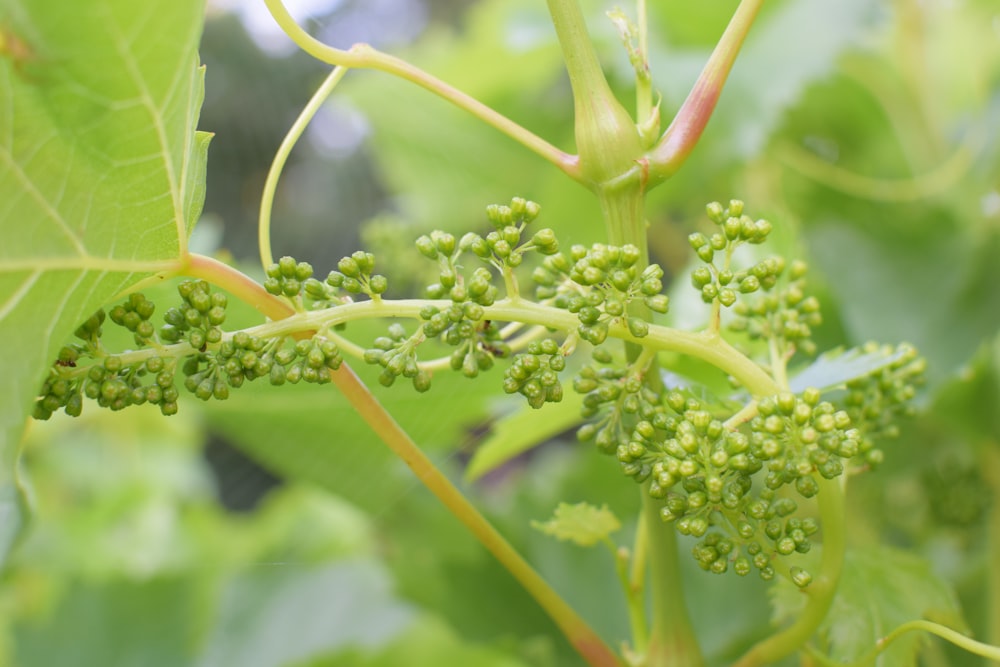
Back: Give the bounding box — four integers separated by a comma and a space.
108, 293, 157, 344
688, 200, 774, 308
841, 342, 925, 465
728, 258, 821, 356
160, 280, 227, 349
535, 244, 669, 345
574, 348, 662, 455
35, 280, 343, 419
363, 322, 430, 391
502, 339, 566, 409
606, 386, 868, 585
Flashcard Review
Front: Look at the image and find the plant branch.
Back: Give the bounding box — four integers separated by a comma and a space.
184, 253, 295, 321
326, 363, 622, 667
260, 0, 578, 178
646, 0, 764, 183
732, 476, 847, 667
546, 0, 644, 188
187, 296, 777, 397
643, 493, 706, 667
260, 66, 350, 271
179, 255, 619, 665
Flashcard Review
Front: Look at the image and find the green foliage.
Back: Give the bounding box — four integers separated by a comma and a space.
5, 1, 1000, 667
531, 502, 621, 547
772, 546, 968, 667
0, 0, 209, 561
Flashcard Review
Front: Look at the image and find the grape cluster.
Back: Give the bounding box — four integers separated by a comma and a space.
609, 388, 865, 584
535, 243, 669, 344
108, 293, 157, 344
688, 200, 774, 308
458, 196, 559, 271
264, 256, 315, 299
841, 342, 925, 464
35, 279, 345, 419
160, 280, 227, 349
502, 339, 566, 409
363, 323, 430, 390
36, 311, 180, 418
418, 231, 499, 305
728, 258, 821, 357
574, 348, 662, 454
326, 252, 388, 300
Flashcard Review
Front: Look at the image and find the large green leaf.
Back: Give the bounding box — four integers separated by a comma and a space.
0, 0, 210, 559
771, 546, 967, 667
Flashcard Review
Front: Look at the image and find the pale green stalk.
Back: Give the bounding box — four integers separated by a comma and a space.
326, 363, 622, 667
259, 67, 349, 272
731, 476, 847, 667
261, 0, 578, 177
178, 257, 621, 667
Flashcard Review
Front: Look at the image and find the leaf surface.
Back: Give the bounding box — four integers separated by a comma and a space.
0, 0, 209, 559
771, 546, 967, 667
531, 501, 620, 547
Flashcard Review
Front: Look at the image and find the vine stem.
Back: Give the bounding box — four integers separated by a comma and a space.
259, 66, 350, 272
731, 476, 847, 667
646, 0, 764, 182
179, 255, 620, 667
325, 363, 622, 667
643, 493, 704, 667
806, 619, 1000, 667
260, 0, 579, 178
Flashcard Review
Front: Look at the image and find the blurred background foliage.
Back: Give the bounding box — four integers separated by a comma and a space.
5, 0, 1000, 665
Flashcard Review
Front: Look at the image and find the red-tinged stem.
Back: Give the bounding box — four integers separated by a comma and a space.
327, 363, 623, 667
184, 253, 295, 321
180, 254, 619, 664
646, 0, 764, 183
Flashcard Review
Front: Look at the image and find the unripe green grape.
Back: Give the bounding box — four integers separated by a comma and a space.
790, 567, 812, 588
626, 317, 649, 338
277, 256, 298, 278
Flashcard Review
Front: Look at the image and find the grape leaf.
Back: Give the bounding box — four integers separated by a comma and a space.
0, 0, 209, 560
788, 343, 915, 394
771, 546, 967, 667
530, 501, 620, 547
464, 388, 583, 483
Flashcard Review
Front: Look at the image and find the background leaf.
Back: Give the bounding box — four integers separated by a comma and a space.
530, 501, 620, 547
771, 546, 967, 666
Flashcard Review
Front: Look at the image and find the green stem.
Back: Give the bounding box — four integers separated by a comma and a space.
806, 619, 1000, 667
643, 493, 706, 667
185, 296, 776, 396
731, 476, 847, 667
635, 0, 652, 126
647, 0, 764, 183
627, 506, 650, 656
601, 189, 648, 260
261, 0, 578, 178
326, 364, 622, 667
176, 257, 620, 666
260, 66, 349, 271
984, 444, 1000, 656
545, 0, 644, 188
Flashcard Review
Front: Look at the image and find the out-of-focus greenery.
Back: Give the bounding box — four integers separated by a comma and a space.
4, 0, 999, 665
